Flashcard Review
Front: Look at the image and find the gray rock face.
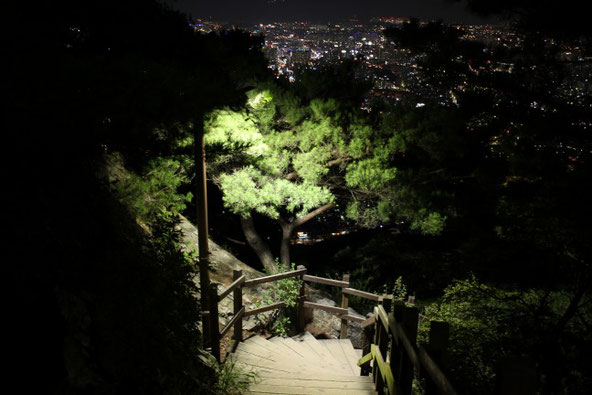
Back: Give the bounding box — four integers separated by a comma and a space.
177, 215, 271, 330
305, 291, 368, 348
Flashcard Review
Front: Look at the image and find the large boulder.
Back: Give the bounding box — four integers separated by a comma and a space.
305, 291, 368, 348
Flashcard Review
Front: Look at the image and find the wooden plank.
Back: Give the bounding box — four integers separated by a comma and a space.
303, 301, 348, 315
219, 306, 245, 337
243, 268, 307, 287
302, 274, 349, 287
268, 336, 306, 359
376, 305, 390, 332
361, 314, 376, 329
248, 385, 377, 395
218, 274, 246, 301
338, 339, 361, 376
372, 344, 397, 395
389, 319, 421, 371
251, 378, 376, 390
418, 346, 459, 395
253, 371, 373, 382
291, 332, 322, 359
340, 274, 350, 339
284, 337, 321, 363
231, 353, 293, 374
232, 270, 243, 342
343, 287, 381, 301
235, 342, 340, 377
245, 335, 304, 359
232, 361, 276, 376
297, 265, 307, 332
358, 352, 372, 367
340, 314, 365, 324
292, 332, 350, 374
400, 307, 418, 394
322, 339, 355, 375
234, 349, 341, 378
244, 301, 286, 317
236, 342, 277, 361
255, 377, 375, 389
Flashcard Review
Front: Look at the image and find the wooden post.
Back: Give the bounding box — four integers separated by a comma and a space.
361, 323, 373, 376
390, 301, 405, 384
400, 306, 419, 395
340, 273, 350, 339
209, 283, 220, 362
296, 265, 307, 332
233, 270, 243, 343
373, 299, 384, 392
425, 321, 450, 395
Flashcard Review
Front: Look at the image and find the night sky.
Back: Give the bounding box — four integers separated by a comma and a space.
168, 0, 493, 24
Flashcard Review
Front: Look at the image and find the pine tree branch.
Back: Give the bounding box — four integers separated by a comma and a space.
293, 202, 336, 228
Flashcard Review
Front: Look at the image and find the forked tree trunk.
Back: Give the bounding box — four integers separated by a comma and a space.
241, 203, 336, 272
240, 215, 275, 272
279, 202, 336, 267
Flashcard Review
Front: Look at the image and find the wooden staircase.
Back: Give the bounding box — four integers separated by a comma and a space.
230, 331, 377, 394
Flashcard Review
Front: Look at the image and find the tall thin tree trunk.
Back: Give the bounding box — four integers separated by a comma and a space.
240, 215, 276, 272
280, 222, 294, 267
194, 114, 211, 347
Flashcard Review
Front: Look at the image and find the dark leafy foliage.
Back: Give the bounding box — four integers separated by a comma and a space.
6, 0, 268, 392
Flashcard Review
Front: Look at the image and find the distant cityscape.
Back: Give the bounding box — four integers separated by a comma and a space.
192, 17, 592, 109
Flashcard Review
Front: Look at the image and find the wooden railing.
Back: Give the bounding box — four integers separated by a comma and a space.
358, 300, 458, 395
205, 265, 391, 362
205, 266, 536, 394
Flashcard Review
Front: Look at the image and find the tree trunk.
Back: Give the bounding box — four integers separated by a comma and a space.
194, 114, 211, 348
280, 222, 295, 267
279, 202, 336, 267
240, 215, 276, 272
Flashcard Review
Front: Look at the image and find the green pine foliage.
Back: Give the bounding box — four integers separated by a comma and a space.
114, 157, 193, 223
203, 85, 446, 231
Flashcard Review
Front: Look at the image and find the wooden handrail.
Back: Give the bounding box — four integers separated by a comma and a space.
243, 268, 307, 287
418, 346, 459, 395
343, 287, 382, 301
208, 265, 458, 395
374, 344, 398, 395
368, 304, 459, 395
244, 301, 286, 317
358, 344, 398, 395
303, 301, 349, 315
220, 306, 245, 338
218, 275, 246, 301
388, 314, 420, 371
377, 305, 390, 332
361, 313, 376, 328
340, 314, 365, 324
302, 274, 349, 287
